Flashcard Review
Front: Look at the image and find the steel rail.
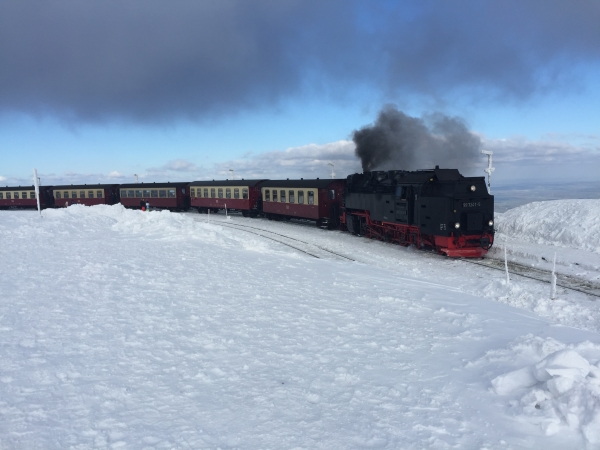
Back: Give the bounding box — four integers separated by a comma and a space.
200, 218, 356, 262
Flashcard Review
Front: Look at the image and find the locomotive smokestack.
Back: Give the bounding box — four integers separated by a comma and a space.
352, 105, 481, 173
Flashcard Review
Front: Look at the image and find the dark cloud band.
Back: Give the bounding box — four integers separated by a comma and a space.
0, 1, 598, 122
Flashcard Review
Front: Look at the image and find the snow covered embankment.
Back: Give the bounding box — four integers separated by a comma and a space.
495, 199, 600, 254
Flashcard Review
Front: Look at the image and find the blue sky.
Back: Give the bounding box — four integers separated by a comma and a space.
0, 1, 599, 195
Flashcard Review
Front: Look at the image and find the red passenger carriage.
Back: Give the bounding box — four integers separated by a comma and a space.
52, 184, 120, 208
260, 179, 346, 227
190, 180, 267, 216
119, 182, 190, 211
0, 185, 54, 210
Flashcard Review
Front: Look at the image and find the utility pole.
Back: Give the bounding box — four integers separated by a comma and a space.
328, 163, 336, 179
481, 150, 494, 194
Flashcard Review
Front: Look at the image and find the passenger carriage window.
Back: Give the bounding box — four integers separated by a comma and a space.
265, 189, 270, 201
298, 190, 304, 204
204, 188, 208, 198
143, 190, 150, 197
0, 193, 3, 199
211, 188, 216, 198
242, 188, 248, 199
128, 190, 134, 198
168, 189, 176, 198
280, 190, 285, 202
329, 189, 335, 200
14, 192, 19, 199
55, 191, 60, 199
159, 190, 166, 198
190, 188, 195, 197
226, 188, 231, 199
6, 192, 11, 199
80, 191, 85, 198
88, 191, 93, 198
308, 191, 314, 205
151, 190, 158, 198
272, 190, 277, 201
72, 191, 77, 198
234, 188, 239, 199
23, 192, 28, 199
182, 188, 185, 194
135, 190, 142, 197
30, 192, 36, 199
289, 190, 295, 203
121, 190, 127, 198
64, 191, 69, 198
96, 191, 103, 198
218, 188, 223, 198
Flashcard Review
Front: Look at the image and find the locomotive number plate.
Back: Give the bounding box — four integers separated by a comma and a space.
463, 202, 481, 208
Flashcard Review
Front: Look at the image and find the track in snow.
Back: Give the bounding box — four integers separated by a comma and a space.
196, 213, 600, 299
463, 257, 600, 299
194, 216, 355, 262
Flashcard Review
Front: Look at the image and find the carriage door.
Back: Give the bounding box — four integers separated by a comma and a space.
395, 186, 412, 224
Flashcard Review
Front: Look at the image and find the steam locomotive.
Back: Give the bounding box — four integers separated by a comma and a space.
1, 166, 494, 257
342, 166, 494, 257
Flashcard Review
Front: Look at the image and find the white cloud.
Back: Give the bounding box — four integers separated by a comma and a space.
479, 135, 600, 183
211, 140, 361, 180
5, 135, 598, 188
483, 136, 597, 163
143, 160, 200, 180
163, 159, 198, 172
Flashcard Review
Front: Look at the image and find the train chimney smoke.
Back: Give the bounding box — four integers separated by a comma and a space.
352, 105, 481, 172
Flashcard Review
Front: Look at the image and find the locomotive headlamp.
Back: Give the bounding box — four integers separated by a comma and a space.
470, 185, 476, 192
488, 220, 494, 226
454, 222, 461, 229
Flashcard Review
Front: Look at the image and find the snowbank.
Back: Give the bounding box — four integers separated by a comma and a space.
495, 199, 600, 254
39, 203, 275, 254
489, 336, 600, 444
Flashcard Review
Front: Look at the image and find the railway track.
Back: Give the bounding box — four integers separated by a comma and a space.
195, 217, 355, 262
197, 214, 600, 299
462, 257, 600, 299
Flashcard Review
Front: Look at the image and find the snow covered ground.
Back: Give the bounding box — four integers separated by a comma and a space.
1, 202, 600, 449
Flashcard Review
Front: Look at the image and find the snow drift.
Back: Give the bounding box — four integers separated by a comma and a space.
490, 336, 600, 444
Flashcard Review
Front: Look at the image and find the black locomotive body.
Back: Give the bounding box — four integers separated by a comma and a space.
342, 167, 494, 257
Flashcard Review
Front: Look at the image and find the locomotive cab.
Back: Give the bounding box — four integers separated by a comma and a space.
394, 185, 413, 224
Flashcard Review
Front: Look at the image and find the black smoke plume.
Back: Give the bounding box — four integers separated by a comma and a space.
352, 106, 481, 172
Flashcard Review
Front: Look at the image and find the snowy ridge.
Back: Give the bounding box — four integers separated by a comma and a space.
41, 204, 280, 255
